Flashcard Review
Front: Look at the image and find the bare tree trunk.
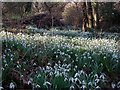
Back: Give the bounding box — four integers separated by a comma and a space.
82, 2, 89, 32
88, 2, 94, 28
96, 2, 100, 29
82, 18, 85, 32
73, 2, 80, 30
82, 2, 86, 32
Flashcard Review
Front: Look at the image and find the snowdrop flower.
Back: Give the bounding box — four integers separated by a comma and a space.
64, 78, 68, 81
88, 56, 92, 59
100, 74, 105, 79
1, 67, 5, 70
35, 54, 37, 56
35, 84, 40, 88
11, 58, 13, 61
74, 73, 79, 77
83, 65, 86, 67
96, 86, 100, 88
9, 82, 15, 89
17, 65, 19, 68
21, 75, 24, 78
58, 61, 61, 64
28, 81, 31, 85
70, 85, 74, 89
94, 74, 98, 78
47, 63, 51, 65
37, 74, 41, 78
74, 78, 81, 84
117, 81, 120, 88
104, 56, 106, 59
116, 60, 119, 63
0, 86, 3, 89
33, 63, 37, 66
46, 66, 50, 69
88, 82, 92, 86
82, 80, 86, 85
79, 70, 85, 75
3, 60, 6, 63
43, 81, 51, 86
95, 79, 100, 83
81, 85, 86, 88
30, 78, 33, 82
75, 65, 77, 68
5, 64, 8, 67
69, 77, 74, 82
111, 83, 116, 88
50, 72, 53, 76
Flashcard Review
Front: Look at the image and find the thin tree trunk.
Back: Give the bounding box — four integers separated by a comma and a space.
82, 2, 86, 32
74, 2, 79, 30
88, 2, 94, 28
96, 2, 100, 29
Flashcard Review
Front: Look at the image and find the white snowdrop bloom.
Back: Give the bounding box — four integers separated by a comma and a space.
30, 78, 33, 82
117, 81, 120, 88
67, 64, 71, 68
1, 67, 5, 70
74, 73, 79, 77
35, 84, 41, 88
88, 56, 92, 59
9, 82, 15, 89
11, 54, 13, 57
88, 82, 92, 86
111, 83, 116, 88
112, 54, 118, 58
17, 65, 19, 68
46, 66, 50, 69
3, 60, 6, 63
0, 86, 3, 89
94, 74, 98, 78
116, 60, 119, 63
68, 55, 71, 58
5, 64, 8, 67
69, 77, 74, 82
21, 75, 24, 78
56, 55, 58, 58
37, 74, 41, 78
33, 63, 37, 66
81, 85, 86, 88
28, 81, 31, 85
70, 85, 74, 89
11, 58, 13, 61
93, 82, 97, 86
100, 74, 105, 80
73, 68, 76, 71
79, 70, 85, 75
43, 81, 51, 86
3, 54, 6, 57
104, 56, 106, 59
75, 65, 77, 68
83, 65, 86, 67
82, 80, 86, 85
58, 61, 61, 64
96, 86, 100, 88
101, 63, 103, 66
95, 79, 100, 83
50, 72, 53, 76
74, 78, 81, 83
35, 53, 37, 56
64, 78, 68, 81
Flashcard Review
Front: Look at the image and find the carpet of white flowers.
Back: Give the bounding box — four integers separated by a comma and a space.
1, 29, 120, 89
